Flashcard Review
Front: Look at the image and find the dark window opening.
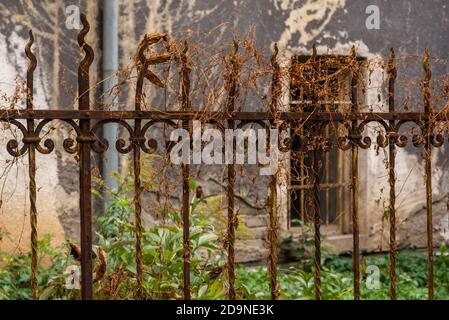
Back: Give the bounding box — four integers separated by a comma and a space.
289, 55, 363, 234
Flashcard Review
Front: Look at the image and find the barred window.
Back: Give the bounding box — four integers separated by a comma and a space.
289, 55, 364, 234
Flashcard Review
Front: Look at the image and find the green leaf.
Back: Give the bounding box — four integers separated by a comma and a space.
198, 233, 218, 246
197, 284, 208, 298
188, 177, 197, 191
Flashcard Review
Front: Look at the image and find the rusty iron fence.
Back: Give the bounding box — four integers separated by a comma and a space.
0, 14, 447, 300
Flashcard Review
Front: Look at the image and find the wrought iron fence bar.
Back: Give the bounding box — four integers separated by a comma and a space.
311, 45, 322, 300
312, 145, 321, 300
290, 182, 350, 190
423, 49, 434, 300
324, 126, 330, 225
77, 14, 94, 300
181, 41, 192, 300
350, 47, 360, 301
268, 44, 280, 300
225, 40, 239, 300
388, 48, 398, 300
25, 29, 38, 300
133, 34, 149, 300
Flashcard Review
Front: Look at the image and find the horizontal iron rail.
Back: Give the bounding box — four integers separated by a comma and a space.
290, 182, 350, 190
0, 110, 447, 121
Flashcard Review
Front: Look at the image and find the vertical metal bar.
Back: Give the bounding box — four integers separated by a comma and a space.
337, 73, 346, 233
350, 47, 360, 300
324, 66, 330, 226
338, 148, 344, 232
133, 129, 143, 299
268, 44, 280, 300
312, 147, 321, 300
77, 14, 94, 300
296, 61, 305, 222
300, 147, 305, 221
311, 45, 321, 300
133, 36, 148, 300
227, 152, 236, 300
25, 30, 38, 300
181, 41, 192, 300
388, 48, 397, 300
324, 126, 329, 225
423, 49, 434, 300
226, 40, 239, 300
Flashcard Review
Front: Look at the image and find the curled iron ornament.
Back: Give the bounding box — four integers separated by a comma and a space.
90, 120, 135, 154
432, 132, 445, 148
140, 119, 177, 154
390, 120, 417, 148
237, 119, 307, 154
1, 119, 29, 157
412, 121, 445, 148
391, 121, 409, 148
33, 119, 81, 154
337, 119, 391, 150
0, 119, 52, 157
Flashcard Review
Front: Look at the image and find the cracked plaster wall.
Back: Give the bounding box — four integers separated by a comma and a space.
0, 0, 448, 261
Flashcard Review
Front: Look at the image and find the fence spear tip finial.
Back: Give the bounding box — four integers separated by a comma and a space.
351, 45, 356, 58
26, 30, 34, 50
423, 48, 431, 79
26, 29, 34, 50
388, 48, 395, 64
25, 29, 37, 75
232, 38, 239, 54
388, 48, 397, 80
79, 13, 89, 33
423, 48, 430, 61
271, 43, 279, 65
77, 13, 91, 48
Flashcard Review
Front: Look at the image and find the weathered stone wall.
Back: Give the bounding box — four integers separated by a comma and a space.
0, 0, 99, 252
0, 0, 448, 262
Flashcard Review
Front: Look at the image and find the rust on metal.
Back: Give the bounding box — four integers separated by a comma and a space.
311, 45, 322, 300
3, 15, 449, 301
133, 34, 148, 299
423, 49, 434, 300
388, 48, 398, 300
25, 29, 38, 300
225, 40, 239, 300
268, 43, 280, 300
135, 32, 169, 88
350, 46, 360, 300
181, 41, 192, 300
77, 13, 94, 300
1, 110, 448, 121
132, 32, 172, 299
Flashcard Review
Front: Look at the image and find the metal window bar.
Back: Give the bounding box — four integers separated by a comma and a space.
290, 55, 352, 229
